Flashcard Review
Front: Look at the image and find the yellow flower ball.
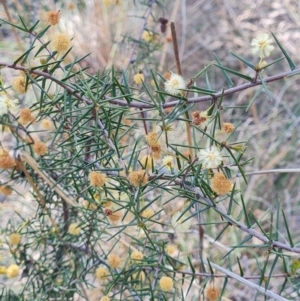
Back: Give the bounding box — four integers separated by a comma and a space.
6, 264, 19, 278
33, 141, 48, 156
131, 250, 143, 261
210, 172, 233, 195
9, 233, 21, 245
52, 33, 70, 53
133, 73, 144, 85
12, 76, 27, 94
159, 276, 173, 291
100, 296, 110, 301
46, 10, 61, 26
68, 223, 81, 236
107, 254, 121, 268
95, 267, 108, 280
89, 171, 106, 187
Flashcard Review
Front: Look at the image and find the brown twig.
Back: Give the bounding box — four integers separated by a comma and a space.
2, 62, 300, 110
170, 22, 193, 159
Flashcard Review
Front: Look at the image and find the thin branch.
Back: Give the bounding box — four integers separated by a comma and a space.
238, 168, 300, 177
2, 62, 300, 110
207, 261, 290, 301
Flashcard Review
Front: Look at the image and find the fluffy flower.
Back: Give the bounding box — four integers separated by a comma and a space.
33, 141, 48, 155
6, 264, 19, 278
0, 150, 16, 169
9, 233, 21, 245
159, 276, 173, 291
164, 73, 186, 95
131, 250, 143, 261
140, 155, 154, 170
192, 110, 211, 127
166, 244, 177, 256
133, 73, 144, 85
128, 170, 148, 187
222, 122, 234, 133
251, 33, 275, 59
141, 30, 154, 42
0, 185, 12, 196
198, 146, 222, 169
41, 118, 53, 130
210, 172, 233, 195
68, 223, 81, 235
100, 296, 110, 301
52, 33, 70, 53
89, 171, 106, 187
150, 143, 161, 159
171, 211, 192, 232
0, 93, 18, 115
46, 10, 61, 25
95, 267, 108, 280
12, 76, 27, 94
18, 108, 35, 125
140, 208, 154, 219
108, 254, 121, 268
162, 155, 173, 170
146, 132, 158, 146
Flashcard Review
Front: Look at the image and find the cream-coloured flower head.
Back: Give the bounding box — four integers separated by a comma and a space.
171, 211, 192, 232
165, 244, 177, 256
100, 296, 110, 301
52, 33, 70, 53
68, 223, 81, 235
210, 172, 233, 195
6, 264, 19, 278
164, 72, 187, 95
12, 76, 27, 94
95, 266, 108, 280
107, 254, 121, 268
162, 155, 173, 170
141, 30, 154, 43
140, 208, 154, 219
146, 132, 158, 146
46, 10, 61, 26
0, 93, 18, 115
33, 141, 48, 156
198, 146, 222, 169
89, 171, 106, 187
251, 33, 275, 59
159, 276, 173, 291
19, 108, 35, 125
222, 122, 234, 134
131, 250, 144, 261
41, 118, 53, 130
133, 73, 144, 85
128, 170, 148, 187
9, 233, 21, 245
